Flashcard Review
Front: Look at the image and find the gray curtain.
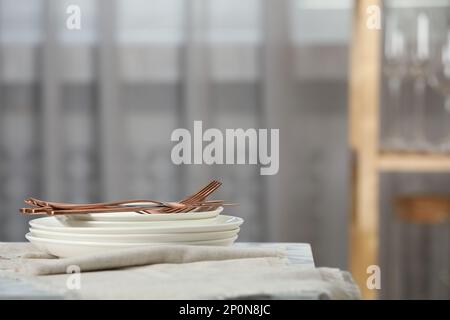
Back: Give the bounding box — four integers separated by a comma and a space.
0, 0, 350, 267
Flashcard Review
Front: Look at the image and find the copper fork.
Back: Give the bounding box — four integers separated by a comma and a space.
24, 181, 222, 212
20, 201, 226, 215
159, 180, 222, 213
24, 198, 186, 211
20, 180, 225, 215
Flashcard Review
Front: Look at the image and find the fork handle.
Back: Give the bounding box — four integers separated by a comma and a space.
25, 198, 184, 210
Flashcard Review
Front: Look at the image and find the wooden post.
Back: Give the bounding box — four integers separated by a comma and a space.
349, 0, 381, 299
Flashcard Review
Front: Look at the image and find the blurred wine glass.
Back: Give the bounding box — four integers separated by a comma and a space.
406, 9, 431, 151
383, 12, 408, 150
428, 9, 450, 152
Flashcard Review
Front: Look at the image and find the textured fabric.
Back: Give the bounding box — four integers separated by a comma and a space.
28, 259, 361, 299
0, 242, 284, 275
0, 242, 361, 299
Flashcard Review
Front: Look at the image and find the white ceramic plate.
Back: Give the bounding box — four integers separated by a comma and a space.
29, 227, 240, 243
25, 233, 238, 258
29, 215, 244, 234
63, 206, 223, 222
55, 216, 219, 228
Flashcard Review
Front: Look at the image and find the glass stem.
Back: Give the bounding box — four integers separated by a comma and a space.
443, 95, 450, 152
445, 95, 450, 113
412, 77, 427, 148
387, 77, 403, 148
440, 94, 450, 152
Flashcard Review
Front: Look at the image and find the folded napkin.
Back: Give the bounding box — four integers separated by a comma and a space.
0, 243, 285, 276
0, 243, 361, 300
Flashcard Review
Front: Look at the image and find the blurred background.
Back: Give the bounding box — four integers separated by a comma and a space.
0, 0, 449, 299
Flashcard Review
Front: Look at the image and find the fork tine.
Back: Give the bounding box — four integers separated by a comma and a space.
178, 181, 221, 212
164, 181, 221, 213
188, 181, 220, 203
178, 180, 217, 203
187, 181, 221, 204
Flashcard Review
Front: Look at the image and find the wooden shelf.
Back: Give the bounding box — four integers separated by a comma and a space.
378, 151, 450, 172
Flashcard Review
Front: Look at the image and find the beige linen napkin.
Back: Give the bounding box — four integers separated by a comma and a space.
27, 258, 361, 299
0, 242, 361, 299
0, 242, 284, 275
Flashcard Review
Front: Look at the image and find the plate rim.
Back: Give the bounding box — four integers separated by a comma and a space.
29, 215, 244, 234
29, 227, 240, 240
65, 206, 223, 221
25, 232, 238, 246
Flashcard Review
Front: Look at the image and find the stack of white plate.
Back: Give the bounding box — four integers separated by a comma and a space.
26, 207, 244, 258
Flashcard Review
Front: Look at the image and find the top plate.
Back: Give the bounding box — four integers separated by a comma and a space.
29, 215, 244, 234
62, 206, 223, 222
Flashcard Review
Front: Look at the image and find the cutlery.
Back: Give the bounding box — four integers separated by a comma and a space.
20, 180, 234, 216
